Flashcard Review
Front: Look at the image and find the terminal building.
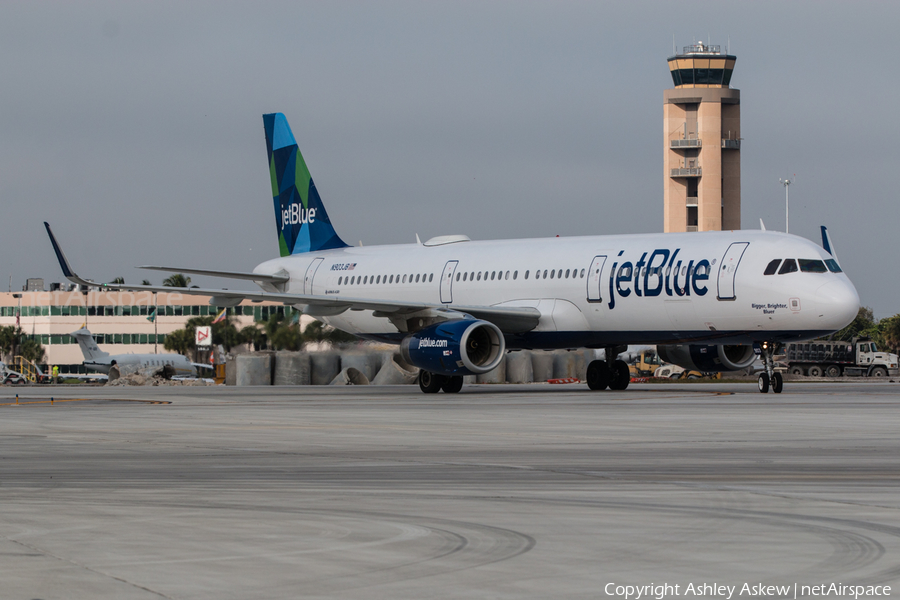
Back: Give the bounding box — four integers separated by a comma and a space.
664, 42, 741, 233
0, 288, 297, 372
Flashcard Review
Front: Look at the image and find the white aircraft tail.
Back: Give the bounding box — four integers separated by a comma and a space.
69, 328, 109, 362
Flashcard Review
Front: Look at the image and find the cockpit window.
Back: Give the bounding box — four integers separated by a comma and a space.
825, 259, 842, 273
763, 259, 781, 275
778, 259, 798, 274
798, 259, 827, 273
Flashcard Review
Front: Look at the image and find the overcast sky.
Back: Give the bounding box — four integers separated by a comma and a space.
2, 1, 898, 318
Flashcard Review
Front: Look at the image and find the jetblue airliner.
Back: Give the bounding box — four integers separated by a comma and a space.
46, 113, 859, 394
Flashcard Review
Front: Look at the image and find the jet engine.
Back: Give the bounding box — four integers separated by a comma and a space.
657, 344, 756, 372
400, 319, 505, 376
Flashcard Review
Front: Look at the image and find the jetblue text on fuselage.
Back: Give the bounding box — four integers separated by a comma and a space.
282, 205, 316, 228
607, 248, 712, 310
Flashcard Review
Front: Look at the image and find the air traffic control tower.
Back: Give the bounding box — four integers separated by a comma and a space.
664, 42, 741, 232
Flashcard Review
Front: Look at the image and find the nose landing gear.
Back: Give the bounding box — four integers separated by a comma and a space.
758, 341, 783, 394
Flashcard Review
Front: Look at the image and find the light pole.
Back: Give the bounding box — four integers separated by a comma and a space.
779, 177, 792, 233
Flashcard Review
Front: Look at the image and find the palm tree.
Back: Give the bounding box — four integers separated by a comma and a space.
162, 274, 191, 287
163, 329, 194, 356
142, 279, 151, 286
0, 325, 20, 361
17, 337, 45, 364
110, 277, 125, 284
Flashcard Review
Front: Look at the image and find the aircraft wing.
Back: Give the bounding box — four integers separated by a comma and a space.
45, 222, 541, 334
138, 265, 290, 284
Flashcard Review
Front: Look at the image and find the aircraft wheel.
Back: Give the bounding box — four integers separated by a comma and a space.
757, 372, 769, 393
441, 375, 464, 394
418, 371, 446, 394
609, 360, 631, 390
772, 372, 784, 394
824, 364, 841, 378
586, 360, 610, 391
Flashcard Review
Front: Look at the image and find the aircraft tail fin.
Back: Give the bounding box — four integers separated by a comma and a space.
821, 226, 840, 265
69, 328, 109, 362
263, 113, 348, 256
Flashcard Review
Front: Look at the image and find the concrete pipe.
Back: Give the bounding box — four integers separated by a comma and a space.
235, 353, 274, 386
371, 353, 419, 385
552, 351, 578, 379
273, 352, 311, 386
505, 351, 534, 384
310, 352, 341, 385
329, 367, 370, 386
225, 355, 237, 386
531, 352, 554, 382
339, 352, 380, 382
475, 354, 506, 384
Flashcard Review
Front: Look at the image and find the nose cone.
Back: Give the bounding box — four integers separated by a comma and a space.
816, 279, 860, 331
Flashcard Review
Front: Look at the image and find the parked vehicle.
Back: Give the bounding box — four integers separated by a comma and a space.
785, 337, 898, 378
654, 364, 705, 380
0, 362, 27, 385
629, 350, 661, 377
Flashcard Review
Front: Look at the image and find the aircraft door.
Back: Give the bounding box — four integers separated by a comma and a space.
717, 242, 749, 300
586, 255, 607, 303
303, 257, 325, 295
440, 260, 458, 303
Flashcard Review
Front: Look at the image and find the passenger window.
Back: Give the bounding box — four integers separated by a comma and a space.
462, 272, 467, 281
338, 276, 342, 285
825, 259, 842, 273
524, 270, 529, 279
455, 273, 460, 282
491, 271, 496, 280
543, 270, 548, 278
681, 266, 687, 276
535, 270, 541, 279
763, 259, 781, 275
550, 270, 555, 279
402, 275, 407, 283
580, 269, 585, 278
565, 269, 570, 278
428, 274, 433, 282
798, 259, 827, 273
477, 272, 482, 281
505, 271, 510, 280
778, 259, 798, 274
513, 270, 518, 280
415, 274, 420, 283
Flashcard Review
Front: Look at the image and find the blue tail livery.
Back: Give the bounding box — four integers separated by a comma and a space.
263, 113, 348, 256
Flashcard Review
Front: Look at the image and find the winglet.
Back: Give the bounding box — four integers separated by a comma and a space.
759, 219, 766, 231
44, 222, 94, 287
821, 226, 840, 264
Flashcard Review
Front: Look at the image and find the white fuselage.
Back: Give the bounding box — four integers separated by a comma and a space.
252, 230, 859, 348
85, 354, 196, 376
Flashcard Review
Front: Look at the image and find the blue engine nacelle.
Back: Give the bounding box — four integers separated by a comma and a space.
657, 344, 756, 372
400, 319, 505, 376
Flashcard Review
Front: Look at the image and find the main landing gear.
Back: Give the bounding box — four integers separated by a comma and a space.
419, 371, 464, 394
586, 345, 630, 391
757, 341, 783, 394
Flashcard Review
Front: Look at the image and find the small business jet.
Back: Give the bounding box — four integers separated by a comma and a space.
46, 113, 859, 394
69, 327, 197, 377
